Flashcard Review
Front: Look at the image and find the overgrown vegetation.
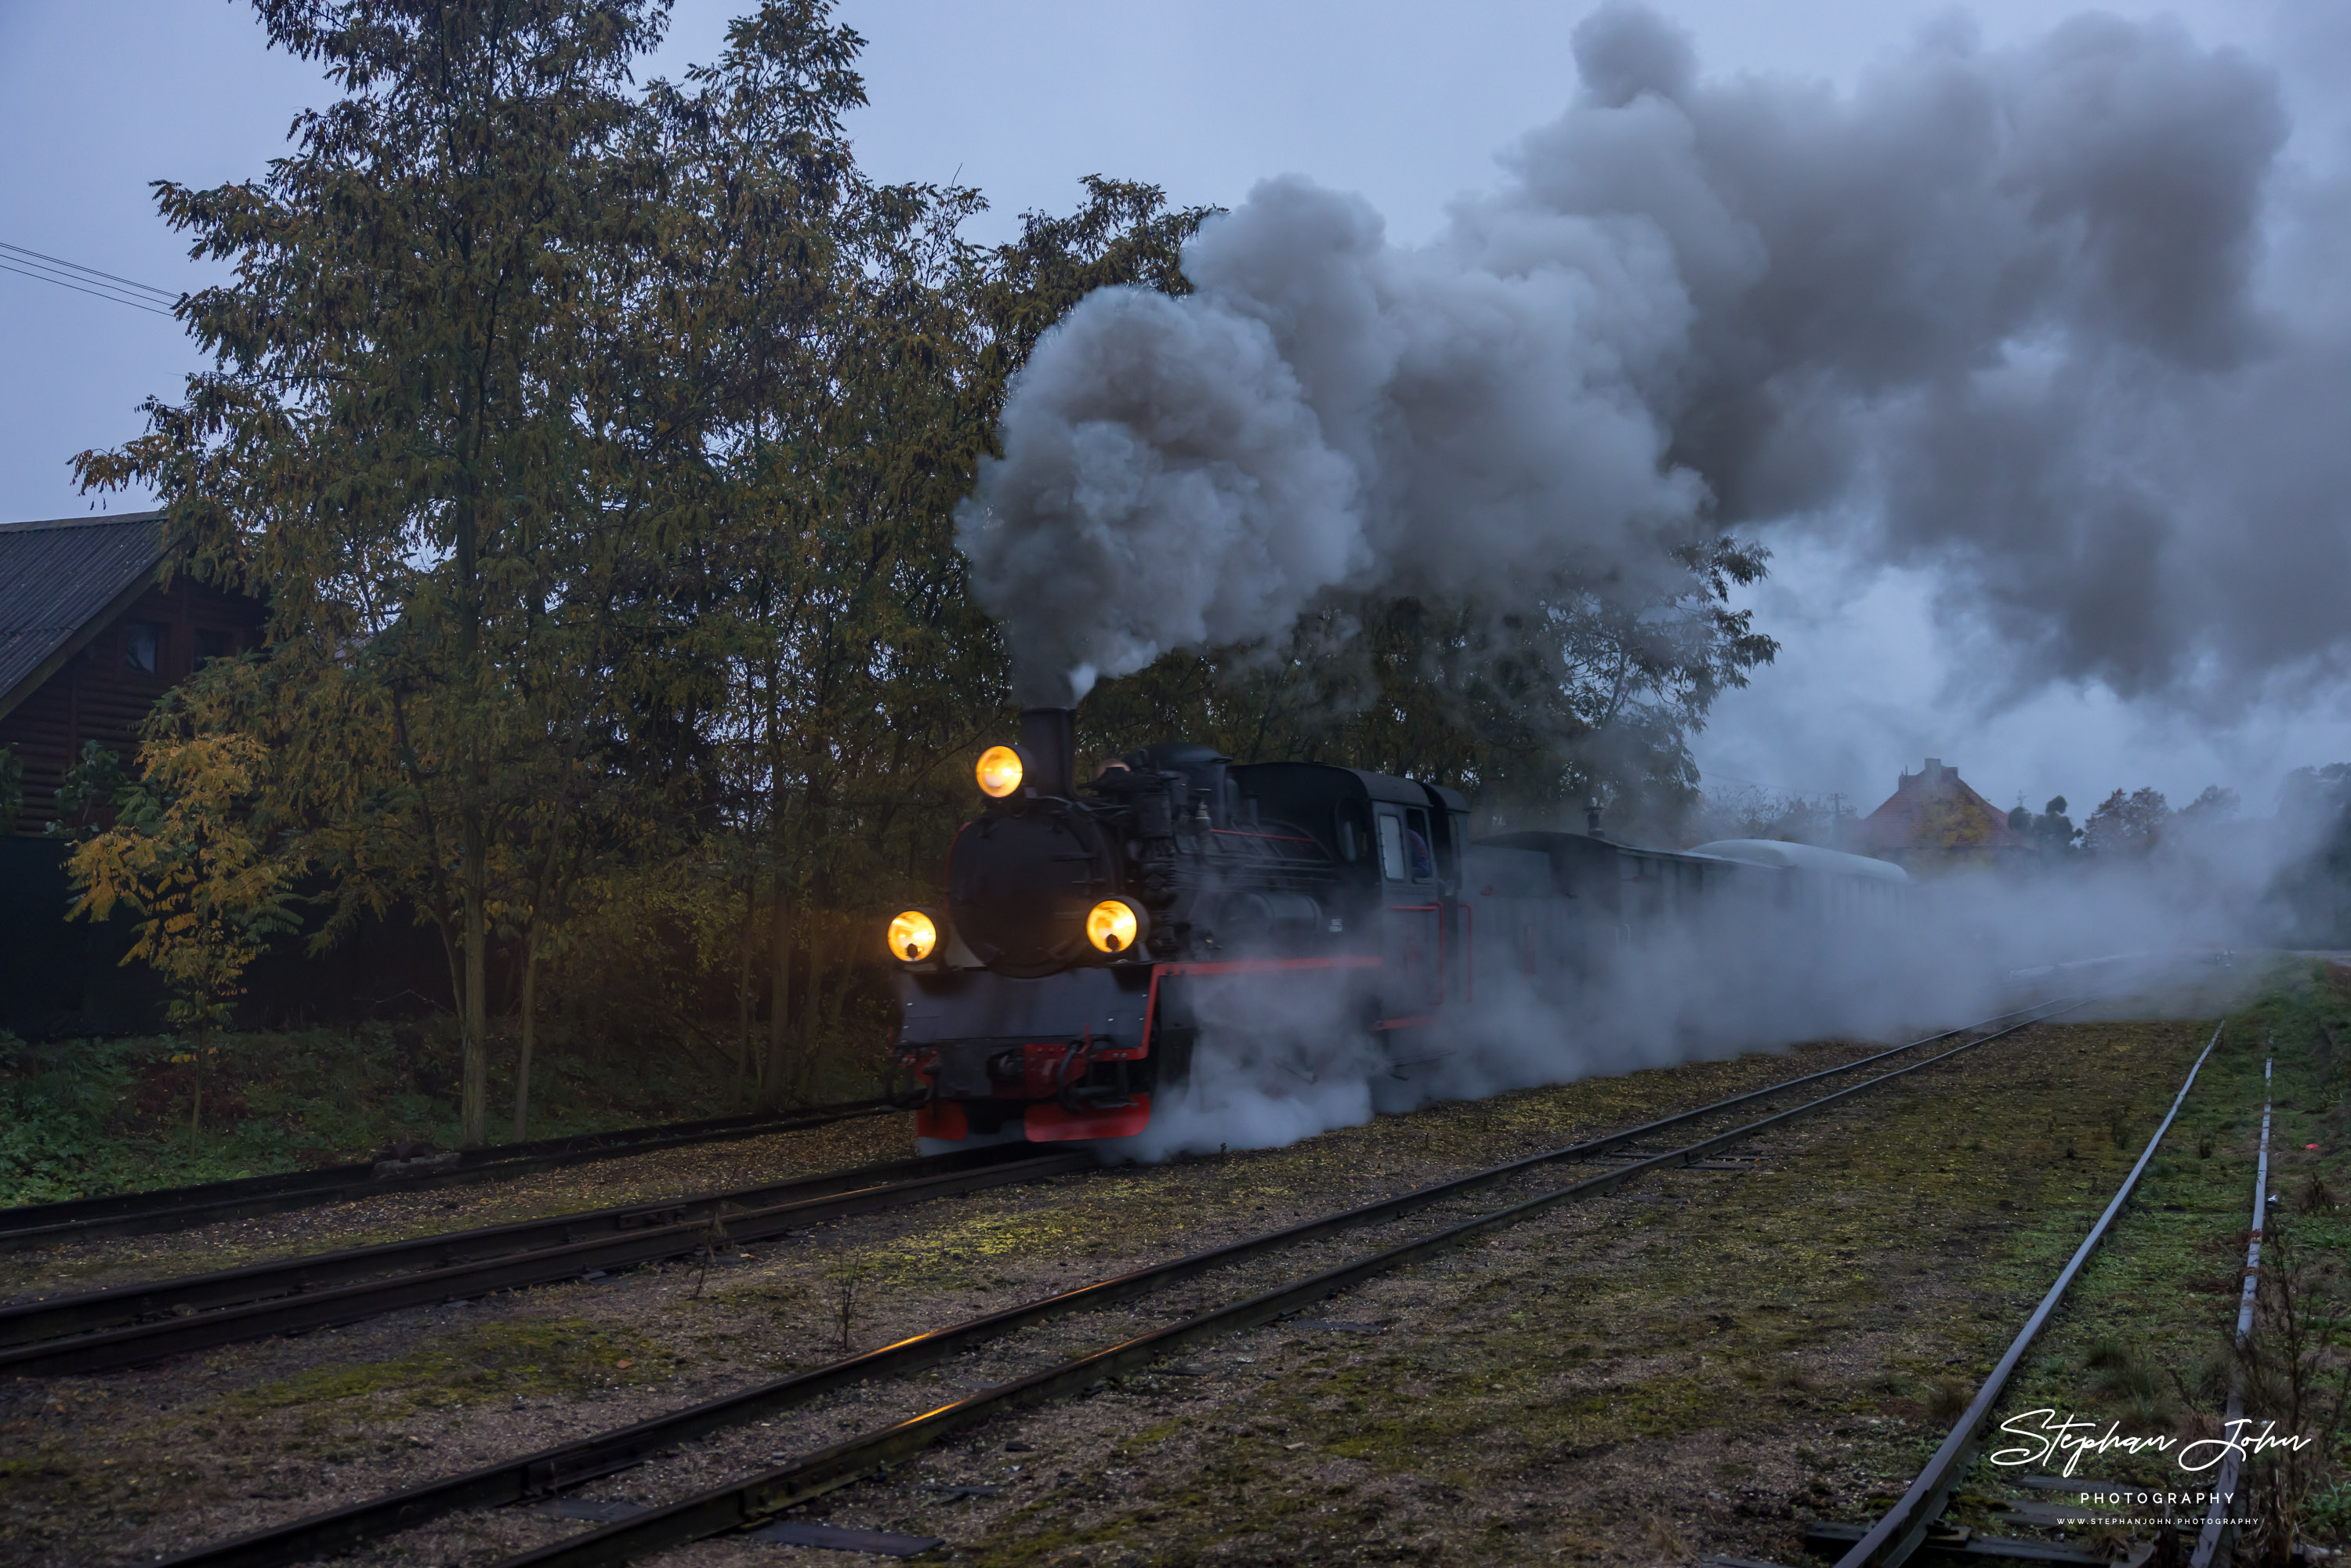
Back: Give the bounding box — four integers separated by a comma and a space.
1977, 959, 2351, 1556
0, 1021, 750, 1205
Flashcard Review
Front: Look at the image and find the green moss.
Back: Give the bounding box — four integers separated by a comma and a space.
219, 1316, 676, 1415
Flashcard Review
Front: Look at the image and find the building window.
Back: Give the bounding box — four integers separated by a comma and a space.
124, 621, 164, 674
195, 628, 235, 667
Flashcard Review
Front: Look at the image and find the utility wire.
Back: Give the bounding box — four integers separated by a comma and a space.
0, 240, 178, 301
0, 240, 183, 317
0, 260, 177, 317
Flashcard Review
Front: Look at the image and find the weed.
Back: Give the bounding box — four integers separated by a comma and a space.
1928, 1377, 1970, 1420
2235, 1233, 2350, 1564
2084, 1334, 2132, 1371
2308, 1479, 2351, 1541
830, 1268, 864, 1354
690, 1212, 733, 1302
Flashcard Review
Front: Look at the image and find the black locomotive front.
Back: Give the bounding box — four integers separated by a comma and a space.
886, 708, 1471, 1145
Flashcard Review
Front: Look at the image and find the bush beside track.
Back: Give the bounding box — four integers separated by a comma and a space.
0, 1023, 817, 1208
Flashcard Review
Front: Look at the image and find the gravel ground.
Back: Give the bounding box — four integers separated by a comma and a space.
0, 964, 2269, 1567
0, 1111, 918, 1304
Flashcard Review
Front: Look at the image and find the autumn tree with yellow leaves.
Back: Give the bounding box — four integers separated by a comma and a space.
66, 720, 299, 1152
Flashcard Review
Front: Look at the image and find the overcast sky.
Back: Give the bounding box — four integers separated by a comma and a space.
4, 0, 2346, 819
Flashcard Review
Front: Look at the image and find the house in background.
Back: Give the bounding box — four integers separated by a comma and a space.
1852, 756, 2033, 874
1, 511, 263, 836
1, 511, 265, 1035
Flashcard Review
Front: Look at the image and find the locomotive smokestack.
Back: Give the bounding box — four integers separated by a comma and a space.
1019, 707, 1078, 798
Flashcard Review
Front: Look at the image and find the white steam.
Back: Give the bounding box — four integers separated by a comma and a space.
1112, 817, 2307, 1164
958, 5, 2342, 713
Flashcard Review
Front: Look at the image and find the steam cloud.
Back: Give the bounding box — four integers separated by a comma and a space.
1117, 824, 2291, 1163
958, 5, 2349, 712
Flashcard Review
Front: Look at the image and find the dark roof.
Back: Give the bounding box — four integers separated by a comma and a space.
0, 511, 172, 718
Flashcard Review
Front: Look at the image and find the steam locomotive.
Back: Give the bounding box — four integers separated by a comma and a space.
885, 707, 1914, 1146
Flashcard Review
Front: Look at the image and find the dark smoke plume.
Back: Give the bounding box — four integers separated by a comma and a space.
959, 5, 2341, 715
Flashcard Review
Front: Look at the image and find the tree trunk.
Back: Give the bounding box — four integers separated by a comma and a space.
190, 1033, 205, 1160
820, 917, 857, 1098
461, 816, 489, 1147
795, 911, 827, 1103
512, 923, 538, 1143
734, 869, 758, 1108
759, 871, 792, 1111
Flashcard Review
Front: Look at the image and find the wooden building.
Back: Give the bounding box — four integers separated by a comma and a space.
1, 512, 264, 1035
1, 511, 263, 836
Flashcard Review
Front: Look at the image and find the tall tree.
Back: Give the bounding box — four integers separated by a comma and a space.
78, 0, 672, 1145
2081, 786, 2172, 858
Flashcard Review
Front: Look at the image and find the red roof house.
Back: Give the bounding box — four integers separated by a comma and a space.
1853, 757, 2030, 873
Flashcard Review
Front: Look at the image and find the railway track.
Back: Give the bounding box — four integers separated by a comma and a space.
0, 1098, 900, 1255
0, 1143, 1091, 1379
155, 994, 2096, 1568
1799, 1020, 2230, 1566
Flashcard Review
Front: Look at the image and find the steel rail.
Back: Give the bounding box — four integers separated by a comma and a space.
19, 994, 2075, 1381
1831, 1019, 2226, 1568
2189, 1051, 2272, 1568
0, 1143, 1040, 1350
478, 998, 2092, 1568
155, 998, 2088, 1568
0, 1151, 1094, 1380
0, 1099, 900, 1254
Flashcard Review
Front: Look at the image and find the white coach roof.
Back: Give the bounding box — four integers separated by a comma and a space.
1686, 838, 1913, 883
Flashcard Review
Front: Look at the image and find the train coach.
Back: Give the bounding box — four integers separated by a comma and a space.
885, 708, 1914, 1147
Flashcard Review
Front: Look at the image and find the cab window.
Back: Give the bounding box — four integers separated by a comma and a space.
1376, 810, 1407, 882
1404, 807, 1435, 882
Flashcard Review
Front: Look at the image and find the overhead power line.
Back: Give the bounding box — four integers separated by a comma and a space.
0, 240, 183, 317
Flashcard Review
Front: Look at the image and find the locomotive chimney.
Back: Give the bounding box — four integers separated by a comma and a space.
1019, 706, 1078, 798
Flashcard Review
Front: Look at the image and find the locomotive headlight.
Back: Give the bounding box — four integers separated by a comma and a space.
975, 744, 1026, 798
887, 908, 940, 963
1085, 896, 1148, 956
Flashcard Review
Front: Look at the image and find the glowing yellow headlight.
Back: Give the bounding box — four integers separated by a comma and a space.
887, 909, 939, 963
976, 744, 1024, 798
1086, 898, 1141, 955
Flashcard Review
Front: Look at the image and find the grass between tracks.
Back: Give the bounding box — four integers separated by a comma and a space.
934, 984, 2308, 1565
1954, 958, 2351, 1557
